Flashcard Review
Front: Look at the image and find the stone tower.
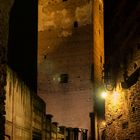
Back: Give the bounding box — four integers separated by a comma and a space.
92, 0, 104, 139
38, 0, 104, 139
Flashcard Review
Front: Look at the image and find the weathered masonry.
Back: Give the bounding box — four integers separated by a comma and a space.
99, 0, 140, 139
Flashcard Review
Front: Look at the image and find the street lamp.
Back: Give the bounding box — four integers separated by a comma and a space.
101, 91, 107, 99
102, 63, 115, 91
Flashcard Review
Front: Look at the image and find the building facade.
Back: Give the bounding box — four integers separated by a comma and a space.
101, 0, 140, 139
38, 0, 94, 137
0, 0, 105, 139
38, 0, 104, 139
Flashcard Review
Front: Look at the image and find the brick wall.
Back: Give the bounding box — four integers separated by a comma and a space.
93, 0, 104, 85
38, 0, 93, 137
92, 0, 104, 139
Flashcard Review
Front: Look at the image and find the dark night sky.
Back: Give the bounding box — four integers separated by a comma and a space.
104, 0, 121, 32
104, 0, 139, 46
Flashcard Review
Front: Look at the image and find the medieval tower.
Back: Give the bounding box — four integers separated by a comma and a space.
38, 0, 104, 139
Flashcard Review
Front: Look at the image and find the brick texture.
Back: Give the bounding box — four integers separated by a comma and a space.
38, 0, 94, 137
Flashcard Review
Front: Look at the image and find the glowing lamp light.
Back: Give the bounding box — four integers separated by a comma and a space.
101, 92, 107, 99
102, 121, 106, 127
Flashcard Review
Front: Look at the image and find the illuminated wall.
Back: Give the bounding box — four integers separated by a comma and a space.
92, 0, 104, 139
103, 1, 140, 139
38, 0, 93, 137
5, 67, 32, 140
104, 47, 140, 140
93, 0, 104, 86
1, 0, 45, 139
5, 67, 46, 140
0, 0, 14, 138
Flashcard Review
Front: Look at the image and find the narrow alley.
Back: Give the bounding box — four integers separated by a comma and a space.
0, 0, 140, 140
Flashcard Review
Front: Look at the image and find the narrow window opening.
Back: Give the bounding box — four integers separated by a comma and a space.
100, 56, 102, 63
132, 106, 136, 113
60, 74, 69, 83
99, 5, 101, 11
44, 55, 47, 59
74, 21, 78, 28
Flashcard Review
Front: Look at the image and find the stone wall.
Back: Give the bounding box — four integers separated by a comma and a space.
92, 0, 104, 139
5, 67, 32, 140
93, 0, 104, 85
38, 0, 93, 137
103, 46, 140, 140
5, 67, 46, 140
0, 0, 39, 139
0, 0, 14, 139
102, 0, 140, 139
32, 94, 46, 140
